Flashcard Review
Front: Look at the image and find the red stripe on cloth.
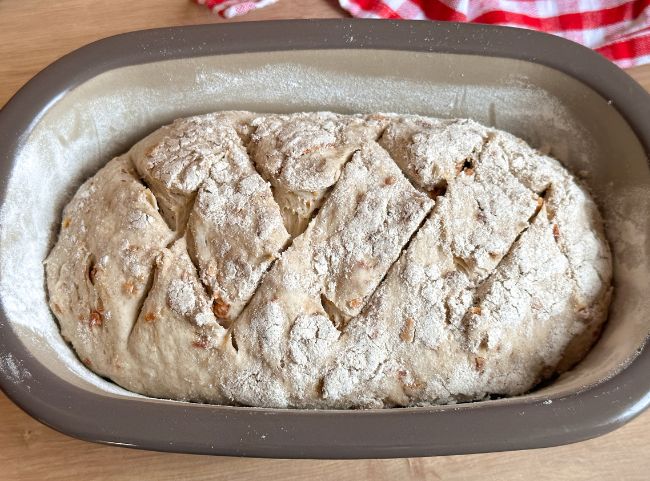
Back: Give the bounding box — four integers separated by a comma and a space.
347, 0, 401, 18
596, 32, 650, 59
615, 24, 650, 41
472, 1, 650, 31
409, 0, 468, 21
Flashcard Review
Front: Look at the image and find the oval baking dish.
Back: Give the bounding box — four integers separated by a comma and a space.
1, 20, 649, 458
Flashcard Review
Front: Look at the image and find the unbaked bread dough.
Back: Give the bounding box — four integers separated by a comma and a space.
45, 112, 613, 408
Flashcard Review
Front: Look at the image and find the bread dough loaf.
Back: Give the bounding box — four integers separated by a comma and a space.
45, 112, 613, 408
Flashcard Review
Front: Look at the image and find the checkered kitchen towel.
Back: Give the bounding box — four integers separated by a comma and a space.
197, 0, 650, 68
197, 0, 278, 19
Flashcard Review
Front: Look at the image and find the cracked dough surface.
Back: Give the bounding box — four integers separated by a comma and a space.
45, 112, 612, 408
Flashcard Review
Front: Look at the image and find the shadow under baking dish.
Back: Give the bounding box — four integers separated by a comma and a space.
0, 20, 649, 458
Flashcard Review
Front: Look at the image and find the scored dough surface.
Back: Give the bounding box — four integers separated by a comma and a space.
45, 111, 612, 408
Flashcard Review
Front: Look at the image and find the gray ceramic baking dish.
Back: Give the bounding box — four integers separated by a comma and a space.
1, 20, 649, 459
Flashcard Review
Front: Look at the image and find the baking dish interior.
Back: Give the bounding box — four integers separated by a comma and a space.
1, 48, 648, 405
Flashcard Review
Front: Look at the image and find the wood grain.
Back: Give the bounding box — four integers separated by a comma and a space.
1, 1, 649, 479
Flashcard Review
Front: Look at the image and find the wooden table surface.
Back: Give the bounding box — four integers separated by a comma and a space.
1, 1, 649, 479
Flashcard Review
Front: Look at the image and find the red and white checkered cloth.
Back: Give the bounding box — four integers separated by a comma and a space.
341, 0, 650, 68
197, 0, 650, 68
197, 0, 278, 19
